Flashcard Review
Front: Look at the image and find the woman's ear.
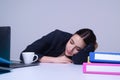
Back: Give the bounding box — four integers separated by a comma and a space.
94, 42, 98, 50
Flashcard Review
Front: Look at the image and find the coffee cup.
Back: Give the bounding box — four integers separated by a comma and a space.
22, 52, 38, 64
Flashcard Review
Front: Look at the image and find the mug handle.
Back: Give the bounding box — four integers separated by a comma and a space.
33, 54, 38, 62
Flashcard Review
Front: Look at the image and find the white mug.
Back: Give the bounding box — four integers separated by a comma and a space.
22, 52, 38, 64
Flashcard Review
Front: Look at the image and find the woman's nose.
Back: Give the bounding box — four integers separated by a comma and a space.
70, 45, 75, 52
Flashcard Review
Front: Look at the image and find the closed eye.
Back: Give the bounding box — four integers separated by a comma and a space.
76, 47, 82, 51
70, 38, 82, 51
70, 39, 74, 44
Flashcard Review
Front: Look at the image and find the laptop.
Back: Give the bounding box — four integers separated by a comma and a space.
0, 26, 39, 72
0, 26, 11, 73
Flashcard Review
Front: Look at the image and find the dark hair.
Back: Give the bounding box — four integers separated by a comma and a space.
75, 28, 96, 45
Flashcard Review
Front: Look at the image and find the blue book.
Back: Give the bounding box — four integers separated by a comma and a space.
0, 57, 11, 64
89, 52, 120, 64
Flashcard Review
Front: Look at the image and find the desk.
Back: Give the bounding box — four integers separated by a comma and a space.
0, 63, 120, 80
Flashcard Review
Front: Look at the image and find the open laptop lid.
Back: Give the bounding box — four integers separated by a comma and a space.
0, 26, 11, 73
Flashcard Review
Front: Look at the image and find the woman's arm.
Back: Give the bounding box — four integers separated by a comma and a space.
39, 56, 72, 63
20, 30, 59, 61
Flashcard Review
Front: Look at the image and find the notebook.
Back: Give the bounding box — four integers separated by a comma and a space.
0, 26, 39, 72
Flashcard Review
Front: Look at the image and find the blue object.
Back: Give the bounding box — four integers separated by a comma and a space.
89, 52, 120, 64
0, 57, 11, 64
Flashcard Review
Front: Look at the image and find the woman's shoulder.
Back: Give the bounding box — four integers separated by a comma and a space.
52, 29, 72, 41
53, 29, 72, 35
45, 29, 72, 39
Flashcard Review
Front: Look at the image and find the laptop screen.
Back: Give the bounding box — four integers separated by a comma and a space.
0, 26, 11, 67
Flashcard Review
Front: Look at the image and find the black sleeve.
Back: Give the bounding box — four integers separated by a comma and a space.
72, 43, 95, 65
20, 30, 58, 61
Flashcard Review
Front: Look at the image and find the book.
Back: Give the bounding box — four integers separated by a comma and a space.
0, 57, 11, 74
83, 62, 120, 75
89, 52, 120, 64
0, 57, 11, 64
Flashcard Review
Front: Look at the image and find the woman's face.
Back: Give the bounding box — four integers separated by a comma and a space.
65, 34, 86, 56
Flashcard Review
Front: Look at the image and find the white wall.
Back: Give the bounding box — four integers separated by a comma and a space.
0, 0, 120, 60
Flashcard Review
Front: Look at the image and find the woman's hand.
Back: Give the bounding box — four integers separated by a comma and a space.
53, 56, 72, 63
39, 55, 72, 64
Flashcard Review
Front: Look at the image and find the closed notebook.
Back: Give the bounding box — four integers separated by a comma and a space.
83, 63, 120, 75
89, 52, 120, 64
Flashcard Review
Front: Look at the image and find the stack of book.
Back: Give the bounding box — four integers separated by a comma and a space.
0, 57, 11, 74
83, 52, 120, 75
